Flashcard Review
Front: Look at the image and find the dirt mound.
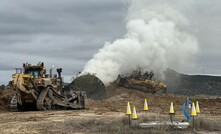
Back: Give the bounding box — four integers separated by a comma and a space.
88, 83, 221, 115
0, 88, 14, 111
87, 84, 184, 114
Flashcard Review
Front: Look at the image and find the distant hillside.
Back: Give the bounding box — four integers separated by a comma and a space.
164, 69, 221, 95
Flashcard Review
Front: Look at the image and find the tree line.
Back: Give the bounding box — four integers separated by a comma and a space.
0, 84, 5, 90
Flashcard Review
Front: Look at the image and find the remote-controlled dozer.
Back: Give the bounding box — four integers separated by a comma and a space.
10, 62, 86, 111
116, 70, 167, 94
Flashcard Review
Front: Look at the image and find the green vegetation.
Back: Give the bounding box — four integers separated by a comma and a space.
0, 84, 5, 90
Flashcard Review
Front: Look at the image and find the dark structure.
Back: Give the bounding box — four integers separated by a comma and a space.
70, 74, 106, 100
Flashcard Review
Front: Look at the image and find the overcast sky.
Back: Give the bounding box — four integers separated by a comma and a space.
0, 0, 221, 84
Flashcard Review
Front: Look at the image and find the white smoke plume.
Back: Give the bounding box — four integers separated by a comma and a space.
82, 0, 198, 85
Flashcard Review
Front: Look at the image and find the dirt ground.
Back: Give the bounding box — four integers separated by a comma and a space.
0, 85, 221, 133
0, 110, 124, 134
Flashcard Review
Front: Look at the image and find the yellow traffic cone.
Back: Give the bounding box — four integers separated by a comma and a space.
169, 102, 175, 114
143, 99, 148, 111
191, 102, 197, 116
126, 102, 132, 115
132, 106, 138, 119
196, 101, 200, 114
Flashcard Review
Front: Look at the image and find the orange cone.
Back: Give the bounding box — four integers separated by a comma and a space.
169, 102, 175, 114
126, 102, 132, 115
143, 99, 148, 111
131, 106, 138, 119
196, 101, 200, 114
191, 102, 197, 116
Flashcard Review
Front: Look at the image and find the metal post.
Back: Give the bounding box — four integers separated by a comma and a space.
192, 116, 195, 130
170, 114, 173, 123
128, 115, 131, 128
50, 68, 52, 78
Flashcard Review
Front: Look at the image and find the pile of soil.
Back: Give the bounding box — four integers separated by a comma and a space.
0, 88, 13, 111
88, 84, 221, 115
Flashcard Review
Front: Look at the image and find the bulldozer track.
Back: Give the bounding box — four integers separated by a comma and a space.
10, 93, 18, 111
36, 88, 49, 110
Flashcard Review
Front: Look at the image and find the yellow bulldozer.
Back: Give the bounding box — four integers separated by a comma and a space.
116, 70, 167, 94
10, 62, 86, 111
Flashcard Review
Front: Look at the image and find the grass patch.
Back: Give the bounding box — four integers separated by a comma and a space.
194, 115, 221, 131
63, 114, 221, 133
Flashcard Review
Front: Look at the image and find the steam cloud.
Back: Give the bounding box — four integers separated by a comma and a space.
82, 0, 198, 85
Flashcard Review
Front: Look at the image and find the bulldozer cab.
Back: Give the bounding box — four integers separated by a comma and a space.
23, 63, 44, 78
25, 68, 41, 78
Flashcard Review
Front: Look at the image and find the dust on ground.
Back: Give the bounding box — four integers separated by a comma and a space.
0, 110, 126, 134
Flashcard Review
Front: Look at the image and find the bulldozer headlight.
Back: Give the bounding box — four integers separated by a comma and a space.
38, 78, 43, 86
